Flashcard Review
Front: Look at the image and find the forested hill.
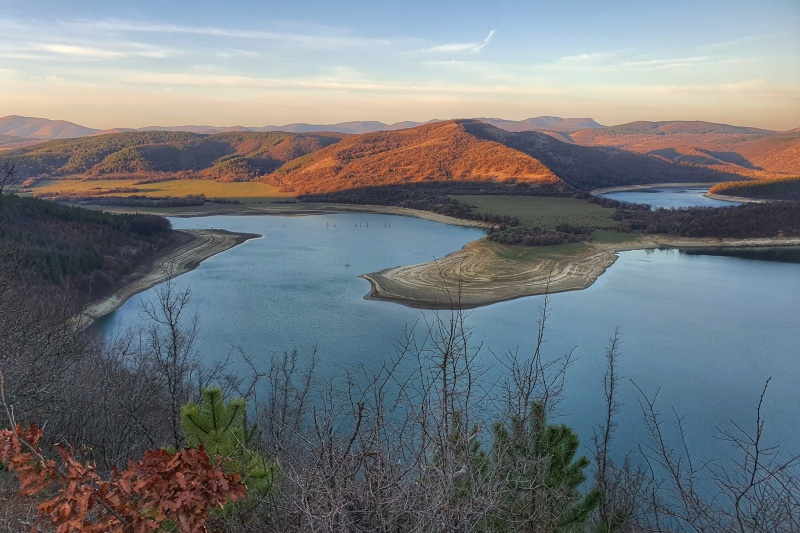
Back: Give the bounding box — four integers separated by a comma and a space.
5, 130, 344, 181
264, 120, 563, 194
459, 120, 746, 190
569, 121, 800, 177
6, 119, 786, 194
269, 120, 745, 194
0, 194, 178, 298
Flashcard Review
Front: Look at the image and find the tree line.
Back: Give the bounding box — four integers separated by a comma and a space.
612, 201, 800, 238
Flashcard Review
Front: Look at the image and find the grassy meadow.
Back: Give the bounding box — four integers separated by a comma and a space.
28, 177, 296, 204
456, 195, 620, 229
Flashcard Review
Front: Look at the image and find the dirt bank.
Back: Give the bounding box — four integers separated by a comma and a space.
79, 229, 259, 327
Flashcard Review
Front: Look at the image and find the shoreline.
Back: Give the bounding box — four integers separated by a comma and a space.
85, 199, 798, 313
589, 182, 765, 204
79, 228, 260, 327
590, 182, 720, 195
76, 202, 482, 327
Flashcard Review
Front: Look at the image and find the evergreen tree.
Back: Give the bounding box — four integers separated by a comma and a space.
180, 387, 278, 496
485, 403, 600, 532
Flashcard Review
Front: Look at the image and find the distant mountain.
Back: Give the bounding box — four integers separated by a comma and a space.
0, 115, 101, 139
733, 131, 800, 175
255, 117, 604, 135
477, 116, 604, 133
0, 134, 43, 150
0, 115, 607, 140
5, 130, 343, 180
462, 121, 747, 190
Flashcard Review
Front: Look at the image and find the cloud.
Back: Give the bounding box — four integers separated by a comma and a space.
113, 70, 552, 96
80, 19, 393, 49
618, 56, 712, 70
422, 29, 496, 54
34, 44, 123, 59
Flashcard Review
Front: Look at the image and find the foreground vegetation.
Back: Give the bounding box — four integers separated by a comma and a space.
2, 266, 797, 531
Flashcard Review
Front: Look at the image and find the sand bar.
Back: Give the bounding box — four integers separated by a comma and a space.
362, 235, 800, 309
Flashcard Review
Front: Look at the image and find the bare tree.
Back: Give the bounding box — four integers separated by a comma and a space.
633, 378, 800, 532
138, 274, 206, 449
0, 160, 21, 197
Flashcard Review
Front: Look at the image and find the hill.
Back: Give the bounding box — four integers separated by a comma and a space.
5, 131, 344, 181
264, 120, 563, 194
0, 115, 101, 139
269, 120, 744, 194
569, 120, 798, 177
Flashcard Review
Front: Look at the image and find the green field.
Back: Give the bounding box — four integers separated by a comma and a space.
455, 195, 620, 227
454, 195, 632, 245
29, 178, 296, 203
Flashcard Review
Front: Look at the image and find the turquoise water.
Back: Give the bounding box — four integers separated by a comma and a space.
99, 205, 800, 466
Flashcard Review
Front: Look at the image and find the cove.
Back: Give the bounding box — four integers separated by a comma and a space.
599, 186, 739, 208
98, 209, 800, 470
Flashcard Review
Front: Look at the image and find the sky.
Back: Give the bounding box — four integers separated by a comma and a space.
1, 0, 798, 130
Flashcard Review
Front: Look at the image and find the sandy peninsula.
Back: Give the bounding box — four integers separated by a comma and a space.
80, 228, 259, 326
362, 235, 800, 309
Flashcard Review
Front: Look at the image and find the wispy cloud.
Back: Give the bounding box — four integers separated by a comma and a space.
422, 29, 496, 54
113, 70, 550, 96
34, 44, 123, 59
549, 50, 718, 72
618, 56, 712, 70
78, 19, 393, 49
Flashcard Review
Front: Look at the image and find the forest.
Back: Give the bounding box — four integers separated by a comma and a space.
612, 201, 800, 238
0, 194, 177, 298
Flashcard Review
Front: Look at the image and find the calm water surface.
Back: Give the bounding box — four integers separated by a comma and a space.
99, 199, 799, 465
600, 186, 739, 208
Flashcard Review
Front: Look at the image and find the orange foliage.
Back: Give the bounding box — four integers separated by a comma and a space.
265, 121, 562, 194
0, 423, 246, 533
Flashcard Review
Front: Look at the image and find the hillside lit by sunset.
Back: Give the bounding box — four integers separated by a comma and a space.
1, 0, 798, 129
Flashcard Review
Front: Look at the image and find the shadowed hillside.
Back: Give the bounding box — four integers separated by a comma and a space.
6, 131, 344, 181
569, 120, 798, 177
264, 120, 562, 194
458, 120, 743, 190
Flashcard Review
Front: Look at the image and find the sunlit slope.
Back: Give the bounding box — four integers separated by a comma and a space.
265, 120, 562, 194
6, 131, 344, 180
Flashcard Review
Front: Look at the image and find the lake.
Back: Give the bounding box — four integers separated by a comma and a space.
99, 193, 800, 471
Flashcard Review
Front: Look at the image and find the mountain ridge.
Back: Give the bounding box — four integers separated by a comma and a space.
1, 114, 607, 139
